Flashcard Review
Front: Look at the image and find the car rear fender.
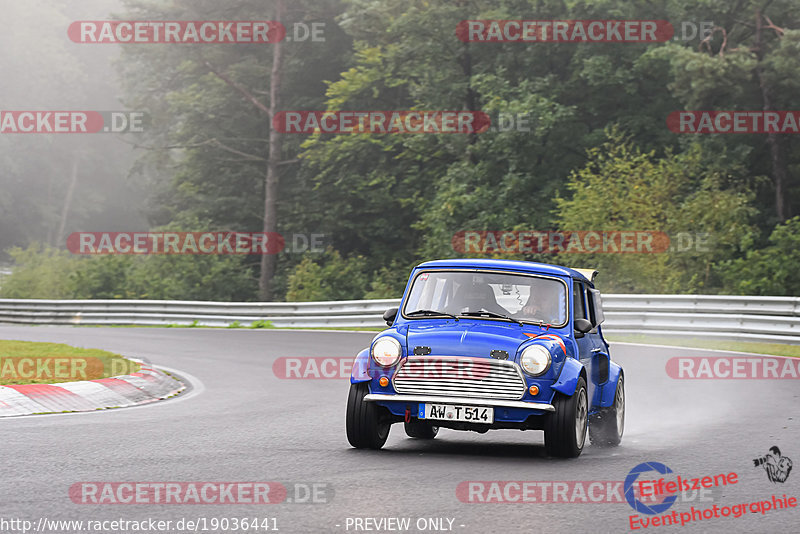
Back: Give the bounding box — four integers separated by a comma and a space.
598, 362, 623, 408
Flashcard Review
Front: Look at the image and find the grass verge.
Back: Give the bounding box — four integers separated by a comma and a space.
606, 334, 800, 359
0, 340, 140, 385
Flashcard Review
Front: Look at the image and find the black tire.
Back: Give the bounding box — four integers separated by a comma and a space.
589, 376, 624, 447
404, 419, 439, 439
544, 376, 588, 458
346, 382, 390, 449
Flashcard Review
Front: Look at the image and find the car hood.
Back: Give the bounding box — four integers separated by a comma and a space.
405, 320, 532, 359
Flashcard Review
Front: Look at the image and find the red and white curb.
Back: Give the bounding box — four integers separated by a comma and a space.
0, 360, 185, 417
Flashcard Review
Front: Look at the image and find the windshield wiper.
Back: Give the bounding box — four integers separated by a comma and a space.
460, 309, 523, 326
406, 309, 459, 321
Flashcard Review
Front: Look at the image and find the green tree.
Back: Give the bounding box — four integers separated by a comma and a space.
644, 0, 800, 222
286, 249, 369, 301
717, 216, 800, 295
116, 0, 352, 299
554, 129, 755, 293
0, 244, 81, 299
301, 0, 691, 269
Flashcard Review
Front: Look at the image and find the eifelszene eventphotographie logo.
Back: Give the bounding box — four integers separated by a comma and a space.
753, 446, 793, 484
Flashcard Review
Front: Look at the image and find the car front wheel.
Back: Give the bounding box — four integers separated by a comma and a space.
544, 376, 588, 458
346, 382, 390, 449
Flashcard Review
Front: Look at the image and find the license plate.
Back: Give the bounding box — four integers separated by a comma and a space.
419, 403, 494, 423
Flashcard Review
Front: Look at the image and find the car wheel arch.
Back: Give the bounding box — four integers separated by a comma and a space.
551, 357, 586, 397
350, 347, 372, 384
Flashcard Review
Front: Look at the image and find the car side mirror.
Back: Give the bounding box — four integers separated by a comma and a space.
574, 318, 592, 338
383, 307, 398, 326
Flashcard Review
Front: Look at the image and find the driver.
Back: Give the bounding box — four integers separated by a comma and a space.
516, 283, 560, 324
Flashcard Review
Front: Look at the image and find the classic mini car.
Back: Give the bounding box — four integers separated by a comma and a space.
345, 259, 624, 458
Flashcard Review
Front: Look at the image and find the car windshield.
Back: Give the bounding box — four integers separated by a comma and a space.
403, 270, 568, 326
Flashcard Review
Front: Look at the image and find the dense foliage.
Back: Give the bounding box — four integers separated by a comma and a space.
3, 0, 800, 299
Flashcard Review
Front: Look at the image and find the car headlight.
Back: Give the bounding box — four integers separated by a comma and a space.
372, 337, 401, 367
520, 345, 551, 376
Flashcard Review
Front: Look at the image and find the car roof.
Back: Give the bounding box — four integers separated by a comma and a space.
414, 258, 590, 282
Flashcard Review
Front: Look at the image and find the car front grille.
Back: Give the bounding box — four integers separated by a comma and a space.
392, 356, 526, 400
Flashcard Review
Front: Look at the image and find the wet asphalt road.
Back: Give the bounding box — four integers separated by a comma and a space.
0, 325, 797, 534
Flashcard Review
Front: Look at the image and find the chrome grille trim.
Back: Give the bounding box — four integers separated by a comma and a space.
392, 356, 527, 400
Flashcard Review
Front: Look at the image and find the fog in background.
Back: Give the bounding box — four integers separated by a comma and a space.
0, 0, 146, 260
2, 0, 799, 300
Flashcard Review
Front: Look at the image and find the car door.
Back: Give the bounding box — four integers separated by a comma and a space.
572, 280, 596, 403
584, 285, 611, 407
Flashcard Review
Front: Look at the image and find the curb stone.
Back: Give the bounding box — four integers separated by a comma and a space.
0, 359, 185, 417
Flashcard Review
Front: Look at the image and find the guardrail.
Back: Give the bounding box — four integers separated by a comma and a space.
600, 295, 800, 344
0, 295, 798, 344
0, 298, 399, 329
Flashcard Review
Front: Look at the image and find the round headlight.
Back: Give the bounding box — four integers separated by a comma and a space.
372, 337, 401, 367
520, 345, 551, 376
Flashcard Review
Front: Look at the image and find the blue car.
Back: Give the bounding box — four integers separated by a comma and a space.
346, 259, 624, 458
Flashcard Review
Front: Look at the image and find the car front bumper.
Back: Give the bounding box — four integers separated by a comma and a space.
364, 393, 554, 412
364, 392, 555, 427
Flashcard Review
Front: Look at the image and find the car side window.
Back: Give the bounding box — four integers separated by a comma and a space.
572, 282, 587, 321
589, 288, 605, 325
585, 287, 597, 325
